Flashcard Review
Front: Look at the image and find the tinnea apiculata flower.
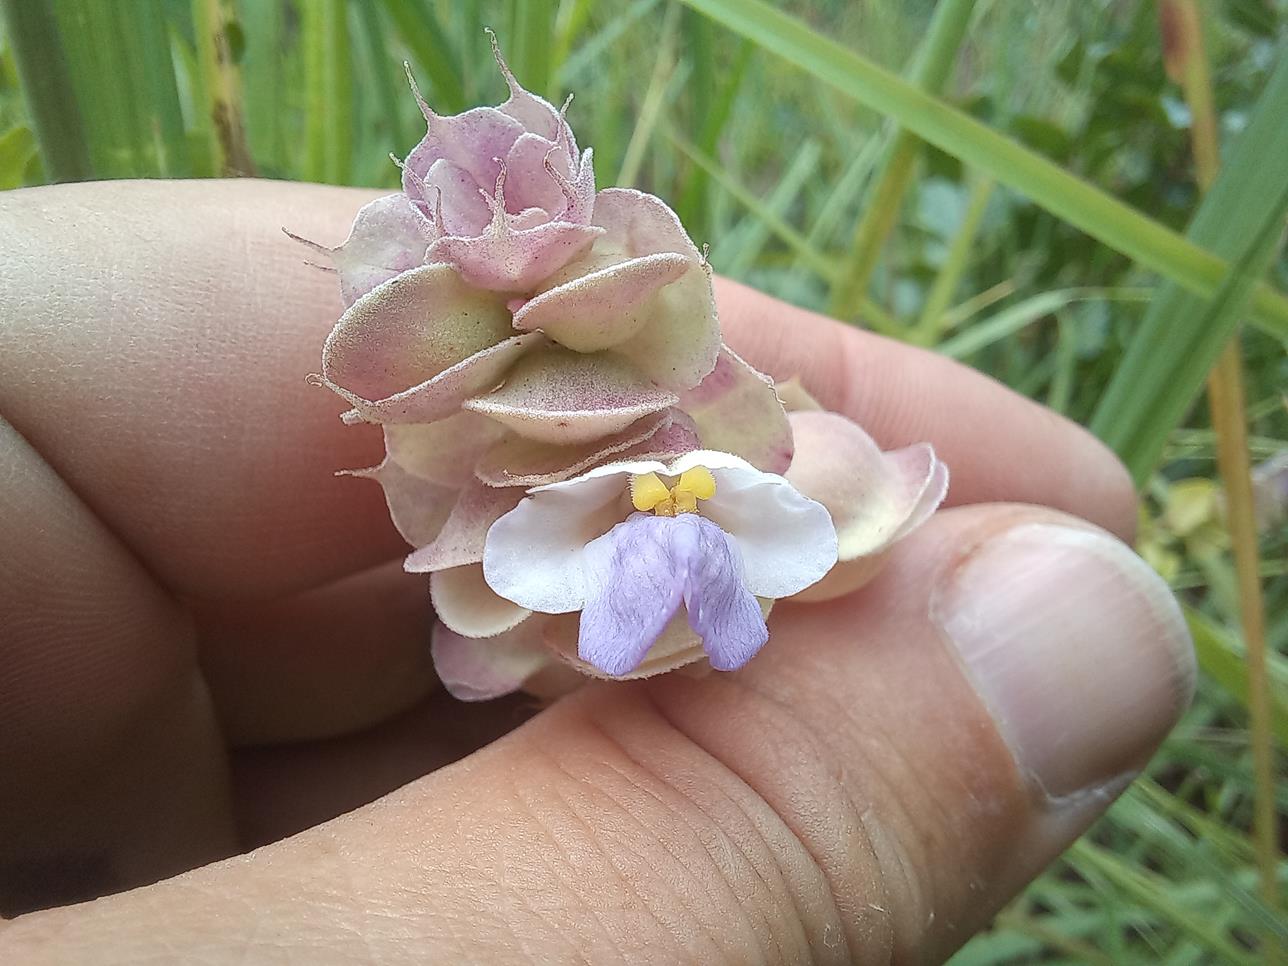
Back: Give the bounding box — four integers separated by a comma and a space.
482, 451, 837, 679
296, 32, 949, 702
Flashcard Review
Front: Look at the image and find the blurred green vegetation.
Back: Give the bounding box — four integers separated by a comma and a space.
1, 0, 1285, 960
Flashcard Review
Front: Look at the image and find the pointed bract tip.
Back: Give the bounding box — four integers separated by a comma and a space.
485, 27, 521, 91
403, 61, 433, 121
281, 226, 329, 254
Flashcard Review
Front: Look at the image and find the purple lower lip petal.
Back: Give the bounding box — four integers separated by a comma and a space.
577, 511, 767, 676
673, 513, 769, 671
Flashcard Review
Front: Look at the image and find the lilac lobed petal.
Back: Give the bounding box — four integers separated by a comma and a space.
576, 513, 686, 676
463, 347, 678, 445
577, 513, 767, 676
483, 450, 785, 616
679, 345, 793, 472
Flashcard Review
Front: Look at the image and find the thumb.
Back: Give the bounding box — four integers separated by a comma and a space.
1, 505, 1195, 964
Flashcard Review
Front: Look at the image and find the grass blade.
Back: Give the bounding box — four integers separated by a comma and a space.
675, 0, 1288, 340
193, 0, 255, 176
911, 173, 994, 344
1068, 840, 1260, 964
828, 0, 976, 319
377, 0, 464, 114
0, 124, 37, 188
1089, 49, 1288, 480
1159, 0, 1280, 923
0, 0, 92, 180
507, 0, 555, 98
238, 0, 284, 176
1185, 607, 1288, 748
937, 288, 1150, 360
302, 0, 352, 184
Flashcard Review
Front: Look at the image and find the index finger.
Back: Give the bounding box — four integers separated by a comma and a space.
0, 179, 1133, 603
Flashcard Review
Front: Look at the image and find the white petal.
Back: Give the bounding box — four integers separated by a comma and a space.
483, 448, 834, 612
482, 478, 627, 613
700, 465, 838, 598
525, 447, 756, 495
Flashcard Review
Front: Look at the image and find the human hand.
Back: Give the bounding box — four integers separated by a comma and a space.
0, 180, 1193, 963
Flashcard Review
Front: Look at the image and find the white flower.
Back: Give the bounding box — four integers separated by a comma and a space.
482, 450, 838, 677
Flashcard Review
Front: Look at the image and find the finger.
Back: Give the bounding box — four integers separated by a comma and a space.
0, 182, 1133, 609
194, 560, 439, 746
0, 180, 401, 601
229, 690, 537, 848
1, 506, 1193, 962
0, 418, 235, 917
714, 276, 1136, 539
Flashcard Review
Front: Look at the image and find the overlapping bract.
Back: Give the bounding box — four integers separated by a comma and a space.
305, 40, 949, 701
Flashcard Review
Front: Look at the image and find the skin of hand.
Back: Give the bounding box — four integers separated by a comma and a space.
0, 181, 1194, 964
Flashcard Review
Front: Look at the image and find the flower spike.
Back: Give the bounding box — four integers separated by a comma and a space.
304, 31, 949, 701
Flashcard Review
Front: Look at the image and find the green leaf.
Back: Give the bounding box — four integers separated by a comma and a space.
48, 0, 190, 177
674, 0, 1288, 340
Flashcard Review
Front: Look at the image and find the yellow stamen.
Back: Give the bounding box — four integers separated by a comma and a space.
630, 466, 716, 516
677, 466, 716, 501
672, 488, 698, 514
631, 472, 671, 512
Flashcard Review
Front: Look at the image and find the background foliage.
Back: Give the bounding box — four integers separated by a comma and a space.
1, 0, 1285, 960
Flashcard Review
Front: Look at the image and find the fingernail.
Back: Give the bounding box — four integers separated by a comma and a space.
935, 523, 1195, 802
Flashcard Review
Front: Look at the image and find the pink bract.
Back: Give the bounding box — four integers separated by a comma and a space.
403, 35, 601, 294
785, 409, 949, 601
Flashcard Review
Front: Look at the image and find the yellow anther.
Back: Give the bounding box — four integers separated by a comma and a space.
676, 466, 716, 501
631, 472, 671, 512
630, 466, 717, 516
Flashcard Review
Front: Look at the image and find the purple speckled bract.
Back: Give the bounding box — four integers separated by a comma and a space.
578, 512, 768, 676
